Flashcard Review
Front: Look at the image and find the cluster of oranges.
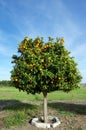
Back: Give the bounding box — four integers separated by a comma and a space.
61, 38, 64, 43
24, 37, 29, 41
32, 64, 36, 67
51, 77, 61, 83
18, 37, 29, 52
35, 39, 41, 53
36, 39, 40, 44
35, 39, 41, 47
18, 37, 65, 79
44, 44, 49, 49
18, 43, 27, 52
42, 44, 50, 50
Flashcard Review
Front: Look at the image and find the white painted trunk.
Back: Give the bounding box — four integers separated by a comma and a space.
43, 92, 47, 123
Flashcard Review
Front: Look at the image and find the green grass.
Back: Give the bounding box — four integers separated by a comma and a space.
3, 102, 42, 128
0, 86, 86, 129
0, 86, 86, 101
4, 111, 27, 128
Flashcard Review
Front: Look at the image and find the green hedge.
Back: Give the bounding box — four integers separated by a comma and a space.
0, 80, 12, 86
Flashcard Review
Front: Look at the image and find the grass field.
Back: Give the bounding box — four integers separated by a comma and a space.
0, 86, 86, 130
0, 86, 86, 101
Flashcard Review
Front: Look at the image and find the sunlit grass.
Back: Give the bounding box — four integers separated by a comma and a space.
0, 86, 86, 101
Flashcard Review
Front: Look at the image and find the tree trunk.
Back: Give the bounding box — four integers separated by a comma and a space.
43, 92, 47, 123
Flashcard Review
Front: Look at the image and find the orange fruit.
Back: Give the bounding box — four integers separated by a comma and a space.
58, 77, 61, 80
44, 64, 47, 67
61, 38, 64, 43
25, 37, 29, 41
15, 78, 18, 81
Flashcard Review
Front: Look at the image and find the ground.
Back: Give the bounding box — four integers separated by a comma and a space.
0, 100, 86, 130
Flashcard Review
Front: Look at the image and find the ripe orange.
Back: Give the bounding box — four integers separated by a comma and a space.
58, 77, 61, 80
25, 37, 29, 41
15, 78, 18, 81
44, 64, 47, 67
61, 38, 64, 43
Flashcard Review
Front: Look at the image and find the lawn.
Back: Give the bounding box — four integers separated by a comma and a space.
0, 86, 86, 130
0, 86, 86, 101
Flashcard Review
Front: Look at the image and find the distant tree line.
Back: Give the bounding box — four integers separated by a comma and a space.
0, 80, 12, 86
80, 83, 86, 88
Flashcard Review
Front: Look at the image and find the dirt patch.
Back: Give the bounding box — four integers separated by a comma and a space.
0, 111, 9, 119
0, 120, 5, 130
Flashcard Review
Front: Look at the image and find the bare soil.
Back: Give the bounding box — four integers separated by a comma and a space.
0, 100, 86, 130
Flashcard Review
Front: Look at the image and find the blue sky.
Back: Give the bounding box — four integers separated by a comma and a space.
0, 0, 86, 83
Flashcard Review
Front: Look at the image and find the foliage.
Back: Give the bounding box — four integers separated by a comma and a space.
11, 36, 82, 94
0, 80, 11, 86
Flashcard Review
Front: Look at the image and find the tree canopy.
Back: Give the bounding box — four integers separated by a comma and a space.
11, 37, 82, 94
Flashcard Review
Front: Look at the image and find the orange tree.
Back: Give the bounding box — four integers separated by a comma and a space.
11, 36, 82, 122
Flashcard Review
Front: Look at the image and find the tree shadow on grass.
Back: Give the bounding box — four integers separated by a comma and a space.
48, 101, 86, 115
0, 100, 41, 128
0, 99, 38, 112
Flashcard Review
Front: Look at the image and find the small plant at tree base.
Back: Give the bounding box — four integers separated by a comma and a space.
11, 36, 82, 123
